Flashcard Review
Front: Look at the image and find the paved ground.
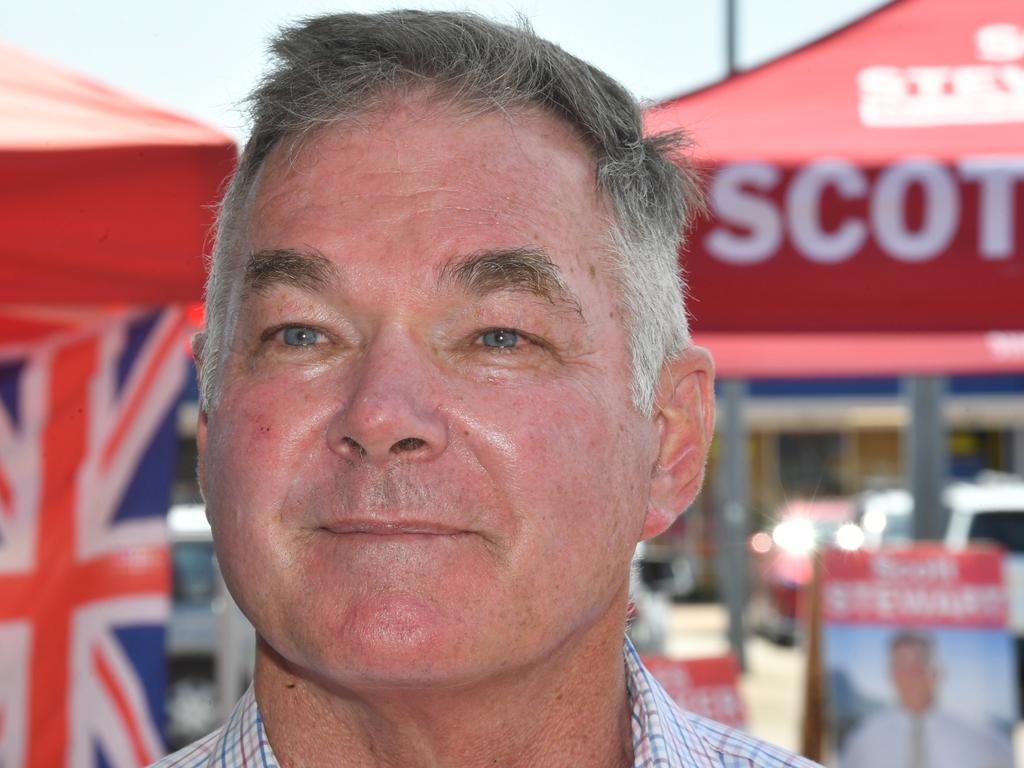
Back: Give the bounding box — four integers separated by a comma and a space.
666, 602, 1024, 764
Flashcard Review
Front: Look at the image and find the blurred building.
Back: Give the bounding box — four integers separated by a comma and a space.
651, 374, 1024, 599
738, 375, 1024, 516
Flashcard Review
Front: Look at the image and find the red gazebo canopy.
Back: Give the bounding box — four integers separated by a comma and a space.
646, 0, 1023, 349
0, 45, 235, 341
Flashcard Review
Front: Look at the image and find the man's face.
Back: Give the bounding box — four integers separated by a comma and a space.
198, 98, 665, 689
890, 642, 937, 713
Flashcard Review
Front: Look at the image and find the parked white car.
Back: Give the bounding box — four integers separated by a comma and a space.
944, 475, 1024, 650
166, 505, 255, 749
856, 488, 913, 549
628, 542, 671, 654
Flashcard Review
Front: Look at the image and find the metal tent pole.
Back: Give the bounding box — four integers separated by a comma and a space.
725, 0, 739, 79
904, 376, 949, 540
715, 378, 749, 669
1012, 428, 1024, 477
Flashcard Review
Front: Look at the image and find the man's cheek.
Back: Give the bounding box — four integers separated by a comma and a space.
203, 400, 297, 514
491, 394, 615, 502
221, 376, 333, 445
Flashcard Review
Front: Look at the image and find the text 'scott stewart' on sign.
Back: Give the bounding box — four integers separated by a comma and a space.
821, 546, 1017, 768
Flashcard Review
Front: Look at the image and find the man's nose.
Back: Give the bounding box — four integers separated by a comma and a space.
326, 330, 448, 464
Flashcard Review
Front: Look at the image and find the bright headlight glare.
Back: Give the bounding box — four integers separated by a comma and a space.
835, 522, 865, 551
862, 508, 887, 534
750, 531, 773, 554
772, 519, 816, 556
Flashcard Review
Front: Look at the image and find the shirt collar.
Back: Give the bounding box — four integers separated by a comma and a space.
227, 637, 719, 768
623, 636, 724, 768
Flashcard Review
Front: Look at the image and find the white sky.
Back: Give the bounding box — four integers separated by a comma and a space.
3, 0, 888, 139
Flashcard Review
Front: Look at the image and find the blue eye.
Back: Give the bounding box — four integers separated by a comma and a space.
480, 329, 519, 349
281, 326, 320, 347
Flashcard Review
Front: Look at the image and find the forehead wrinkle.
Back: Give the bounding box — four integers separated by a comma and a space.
242, 248, 340, 297
436, 247, 584, 319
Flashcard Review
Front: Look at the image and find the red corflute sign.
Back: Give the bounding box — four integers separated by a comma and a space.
822, 546, 1008, 628
641, 655, 746, 729
822, 545, 1017, 768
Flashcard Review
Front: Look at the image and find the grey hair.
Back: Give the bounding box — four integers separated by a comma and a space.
199, 10, 703, 415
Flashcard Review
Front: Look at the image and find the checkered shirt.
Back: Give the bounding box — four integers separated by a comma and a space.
151, 639, 822, 767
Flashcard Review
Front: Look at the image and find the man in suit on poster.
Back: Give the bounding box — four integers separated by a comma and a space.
842, 631, 1013, 768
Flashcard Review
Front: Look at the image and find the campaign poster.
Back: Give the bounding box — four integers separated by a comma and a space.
641, 654, 746, 729
821, 545, 1016, 768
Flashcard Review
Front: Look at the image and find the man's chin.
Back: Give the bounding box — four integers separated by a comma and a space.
261, 594, 505, 691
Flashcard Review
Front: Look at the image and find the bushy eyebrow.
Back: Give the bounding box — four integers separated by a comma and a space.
242, 248, 338, 296
436, 247, 583, 318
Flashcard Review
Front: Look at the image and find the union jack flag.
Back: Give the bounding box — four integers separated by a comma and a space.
0, 306, 191, 768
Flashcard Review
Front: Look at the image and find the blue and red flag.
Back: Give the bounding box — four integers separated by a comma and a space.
0, 306, 191, 767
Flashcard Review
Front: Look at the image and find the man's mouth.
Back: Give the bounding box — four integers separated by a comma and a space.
320, 520, 467, 537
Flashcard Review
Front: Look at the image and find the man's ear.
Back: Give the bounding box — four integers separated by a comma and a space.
190, 330, 205, 364
641, 346, 715, 540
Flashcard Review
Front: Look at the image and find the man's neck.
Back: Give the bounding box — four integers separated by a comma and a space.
254, 627, 634, 768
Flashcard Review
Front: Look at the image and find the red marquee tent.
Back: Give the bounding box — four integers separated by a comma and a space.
646, 0, 1024, 374
0, 44, 234, 340
0, 45, 234, 768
